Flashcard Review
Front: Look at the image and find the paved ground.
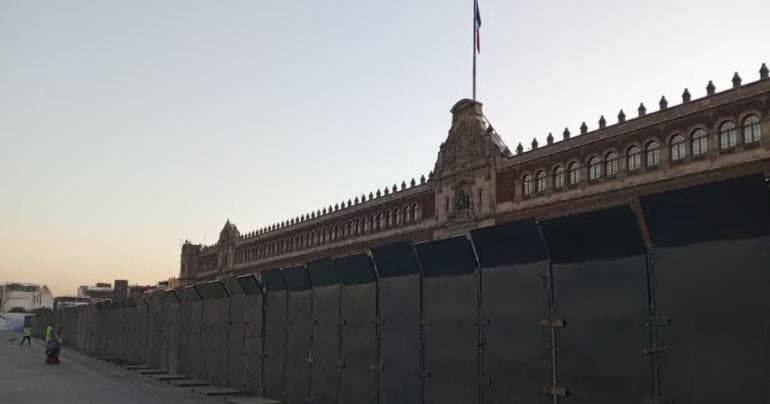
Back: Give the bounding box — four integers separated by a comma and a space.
0, 331, 224, 404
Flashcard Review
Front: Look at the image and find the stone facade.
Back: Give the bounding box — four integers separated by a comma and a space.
180, 65, 770, 284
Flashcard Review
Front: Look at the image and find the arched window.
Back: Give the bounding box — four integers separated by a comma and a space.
522, 174, 534, 196
743, 115, 761, 144
719, 121, 737, 149
646, 140, 660, 167
407, 205, 414, 223
535, 171, 547, 192
588, 156, 601, 180
395, 209, 401, 225
377, 213, 383, 230
691, 129, 707, 156
414, 204, 421, 221
626, 146, 641, 171
568, 162, 581, 185
553, 166, 565, 189
403, 205, 409, 223
605, 152, 618, 176
670, 134, 686, 161
386, 210, 393, 228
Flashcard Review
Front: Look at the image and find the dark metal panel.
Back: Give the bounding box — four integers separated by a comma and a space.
176, 287, 198, 375
417, 237, 479, 404
372, 242, 421, 404
541, 205, 645, 263
422, 275, 479, 404
472, 220, 551, 404
243, 293, 265, 393
284, 266, 313, 404
655, 238, 770, 403
337, 253, 378, 404
542, 206, 650, 403
308, 258, 341, 404
474, 252, 550, 401
224, 278, 246, 391
156, 296, 170, 371
198, 281, 231, 386
188, 286, 205, 379
239, 275, 264, 395
163, 291, 181, 373
553, 256, 649, 404
212, 297, 231, 386
227, 295, 245, 390
262, 269, 288, 400
641, 174, 770, 246
132, 297, 148, 365
149, 293, 164, 368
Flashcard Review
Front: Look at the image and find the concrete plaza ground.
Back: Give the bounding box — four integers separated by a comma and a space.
0, 331, 224, 404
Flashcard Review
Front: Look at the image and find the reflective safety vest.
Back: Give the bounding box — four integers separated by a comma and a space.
45, 326, 54, 340
23, 327, 32, 337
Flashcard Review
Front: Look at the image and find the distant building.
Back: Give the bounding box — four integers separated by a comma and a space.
53, 296, 92, 310
0, 283, 54, 312
77, 279, 129, 302
179, 65, 770, 284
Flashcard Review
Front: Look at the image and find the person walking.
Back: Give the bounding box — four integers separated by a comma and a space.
20, 326, 32, 346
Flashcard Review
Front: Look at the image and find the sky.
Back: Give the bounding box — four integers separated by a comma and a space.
0, 0, 768, 296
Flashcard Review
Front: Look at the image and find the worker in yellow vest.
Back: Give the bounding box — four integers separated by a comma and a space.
20, 326, 32, 346
45, 325, 54, 341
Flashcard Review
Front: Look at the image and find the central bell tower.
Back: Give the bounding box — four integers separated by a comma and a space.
432, 99, 511, 238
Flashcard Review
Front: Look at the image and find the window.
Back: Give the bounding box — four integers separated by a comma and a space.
605, 152, 618, 176
395, 209, 401, 225
743, 115, 761, 144
588, 156, 601, 180
670, 134, 686, 161
522, 174, 534, 196
478, 189, 484, 208
553, 166, 565, 189
627, 146, 641, 171
414, 204, 421, 221
719, 121, 737, 149
536, 171, 547, 192
568, 162, 581, 185
691, 129, 707, 156
386, 210, 393, 228
646, 141, 660, 167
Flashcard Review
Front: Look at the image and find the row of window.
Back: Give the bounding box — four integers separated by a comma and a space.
522, 114, 763, 196
235, 203, 423, 264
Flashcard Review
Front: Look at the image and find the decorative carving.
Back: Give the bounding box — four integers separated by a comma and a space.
432, 99, 510, 181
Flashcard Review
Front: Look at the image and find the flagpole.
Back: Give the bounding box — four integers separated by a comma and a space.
472, 0, 477, 101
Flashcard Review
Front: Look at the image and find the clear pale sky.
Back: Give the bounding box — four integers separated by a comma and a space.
1, 0, 767, 296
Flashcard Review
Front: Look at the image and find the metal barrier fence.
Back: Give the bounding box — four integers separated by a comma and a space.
33, 174, 770, 404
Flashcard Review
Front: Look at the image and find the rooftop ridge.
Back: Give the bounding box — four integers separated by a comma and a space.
505, 63, 769, 168
199, 173, 432, 250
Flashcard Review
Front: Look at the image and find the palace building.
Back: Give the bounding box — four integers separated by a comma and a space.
179, 64, 770, 284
